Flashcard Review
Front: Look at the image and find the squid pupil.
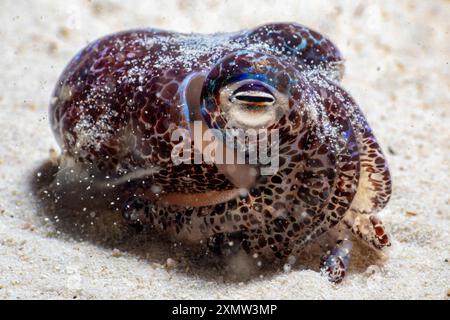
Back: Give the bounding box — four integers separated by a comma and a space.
235, 95, 274, 103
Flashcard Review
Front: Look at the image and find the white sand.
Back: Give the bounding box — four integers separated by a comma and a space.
0, 0, 449, 299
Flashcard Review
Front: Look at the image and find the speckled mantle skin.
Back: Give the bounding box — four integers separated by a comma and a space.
50, 23, 392, 282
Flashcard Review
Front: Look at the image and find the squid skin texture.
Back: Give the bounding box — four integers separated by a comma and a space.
50, 23, 392, 282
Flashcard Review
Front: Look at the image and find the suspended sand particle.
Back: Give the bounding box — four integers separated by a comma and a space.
111, 248, 122, 257
151, 184, 162, 194
287, 255, 296, 265
365, 265, 381, 275
166, 258, 177, 269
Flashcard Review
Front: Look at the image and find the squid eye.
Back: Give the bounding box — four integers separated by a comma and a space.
230, 83, 276, 106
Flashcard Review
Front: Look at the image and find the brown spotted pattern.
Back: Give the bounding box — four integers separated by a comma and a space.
50, 23, 392, 283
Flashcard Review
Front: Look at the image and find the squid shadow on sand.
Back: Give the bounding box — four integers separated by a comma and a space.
30, 158, 381, 284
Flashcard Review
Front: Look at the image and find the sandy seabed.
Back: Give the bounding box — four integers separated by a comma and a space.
0, 0, 448, 299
